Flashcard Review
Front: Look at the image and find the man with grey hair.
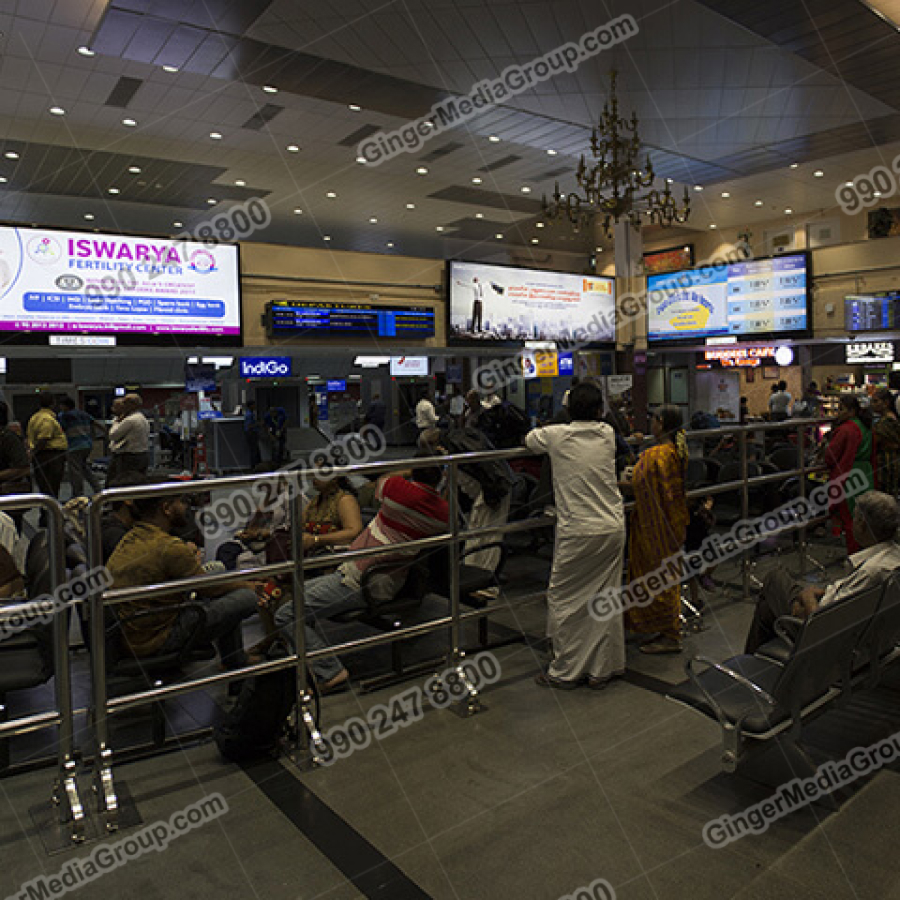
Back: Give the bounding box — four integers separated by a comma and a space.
107, 393, 150, 482
744, 490, 900, 652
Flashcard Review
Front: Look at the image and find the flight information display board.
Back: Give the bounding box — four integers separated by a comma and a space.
846, 295, 900, 332
267, 301, 435, 338
648, 253, 809, 342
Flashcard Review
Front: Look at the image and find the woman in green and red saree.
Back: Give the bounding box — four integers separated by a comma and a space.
823, 395, 875, 553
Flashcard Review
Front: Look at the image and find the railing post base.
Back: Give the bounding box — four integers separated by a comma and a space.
93, 746, 119, 833
52, 758, 86, 843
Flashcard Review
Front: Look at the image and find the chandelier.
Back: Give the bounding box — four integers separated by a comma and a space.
542, 70, 690, 237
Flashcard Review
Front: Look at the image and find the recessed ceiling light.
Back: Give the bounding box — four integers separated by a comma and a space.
785, 208, 793, 214
326, 191, 337, 198
207, 198, 216, 204
0, 176, 7, 183
694, 185, 703, 191
721, 191, 730, 198
387, 242, 394, 248
754, 199, 763, 206
845, 181, 853, 187
84, 213, 94, 220
596, 246, 603, 252
666, 178, 673, 184
422, 121, 434, 129
162, 65, 178, 73
263, 85, 278, 94
77, 46, 95, 57
122, 118, 137, 127
234, 179, 245, 186
472, 177, 483, 184
536, 221, 545, 228
293, 208, 303, 214
495, 233, 503, 239
709, 223, 717, 229
547, 148, 557, 155
521, 186, 532, 193
108, 187, 120, 194
287, 144, 300, 153
531, 238, 539, 244
209, 132, 222, 140
49, 107, 65, 116
416, 166, 428, 175
4, 152, 18, 160
406, 203, 415, 209
348, 104, 361, 111
475, 213, 484, 219
173, 221, 183, 227
129, 166, 141, 174
369, 217, 378, 223
790, 162, 799, 168
323, 235, 331, 241
356, 156, 367, 164
436, 226, 444, 231
488, 135, 500, 142
813, 170, 824, 177
874, 191, 883, 197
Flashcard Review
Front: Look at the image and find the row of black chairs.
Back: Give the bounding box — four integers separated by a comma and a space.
668, 572, 900, 774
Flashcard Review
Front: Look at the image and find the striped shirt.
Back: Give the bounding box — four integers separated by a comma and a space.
339, 476, 448, 598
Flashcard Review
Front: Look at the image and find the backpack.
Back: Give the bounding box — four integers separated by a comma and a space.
440, 426, 516, 508
214, 641, 299, 762
478, 401, 530, 449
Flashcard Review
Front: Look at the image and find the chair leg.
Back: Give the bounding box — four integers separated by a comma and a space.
151, 702, 167, 747
478, 616, 489, 647
391, 638, 404, 676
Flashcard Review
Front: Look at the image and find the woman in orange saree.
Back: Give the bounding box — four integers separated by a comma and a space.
625, 406, 690, 653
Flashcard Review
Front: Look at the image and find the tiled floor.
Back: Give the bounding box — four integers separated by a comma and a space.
2, 534, 899, 900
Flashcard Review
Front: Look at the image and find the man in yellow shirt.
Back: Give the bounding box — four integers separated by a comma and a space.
27, 393, 68, 499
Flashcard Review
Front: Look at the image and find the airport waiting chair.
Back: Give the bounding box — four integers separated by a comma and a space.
668, 581, 884, 773
0, 533, 58, 770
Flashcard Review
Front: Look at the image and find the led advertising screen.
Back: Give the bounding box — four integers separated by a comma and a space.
448, 261, 615, 343
0, 225, 241, 345
268, 301, 435, 338
647, 253, 809, 343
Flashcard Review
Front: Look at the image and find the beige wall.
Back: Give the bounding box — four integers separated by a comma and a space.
239, 242, 445, 347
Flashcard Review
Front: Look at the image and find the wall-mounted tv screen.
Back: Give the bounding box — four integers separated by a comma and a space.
846, 294, 900, 332
647, 252, 809, 343
0, 225, 241, 346
448, 260, 615, 343
267, 301, 435, 338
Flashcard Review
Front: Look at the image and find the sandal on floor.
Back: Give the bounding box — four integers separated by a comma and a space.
534, 671, 580, 690
639, 639, 682, 655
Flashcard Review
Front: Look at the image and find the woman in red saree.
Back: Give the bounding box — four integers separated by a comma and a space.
625, 406, 690, 654
822, 395, 875, 553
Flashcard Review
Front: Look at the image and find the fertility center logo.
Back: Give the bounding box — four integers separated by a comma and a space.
27, 235, 62, 265
188, 249, 217, 274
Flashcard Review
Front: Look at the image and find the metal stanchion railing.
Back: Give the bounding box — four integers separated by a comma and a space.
0, 494, 84, 843
81, 420, 841, 807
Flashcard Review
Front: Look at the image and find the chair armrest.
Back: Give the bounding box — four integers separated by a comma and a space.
773, 615, 803, 645
685, 655, 778, 727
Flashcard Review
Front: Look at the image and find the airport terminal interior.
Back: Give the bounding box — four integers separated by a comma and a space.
5, 1, 900, 898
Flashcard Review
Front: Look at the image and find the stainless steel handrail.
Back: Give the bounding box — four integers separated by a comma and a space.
0, 494, 84, 842
82, 417, 839, 823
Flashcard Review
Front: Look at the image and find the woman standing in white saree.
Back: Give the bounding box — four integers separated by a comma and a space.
526, 381, 626, 689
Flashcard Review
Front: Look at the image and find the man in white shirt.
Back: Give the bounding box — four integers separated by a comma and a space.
768, 381, 793, 421
525, 381, 626, 689
108, 393, 150, 482
745, 490, 900, 652
414, 391, 437, 434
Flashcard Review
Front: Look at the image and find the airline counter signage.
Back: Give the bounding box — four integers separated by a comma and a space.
240, 356, 292, 378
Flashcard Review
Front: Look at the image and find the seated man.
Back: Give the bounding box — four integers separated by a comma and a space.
107, 484, 258, 670
276, 457, 448, 691
745, 490, 900, 653
101, 471, 147, 563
